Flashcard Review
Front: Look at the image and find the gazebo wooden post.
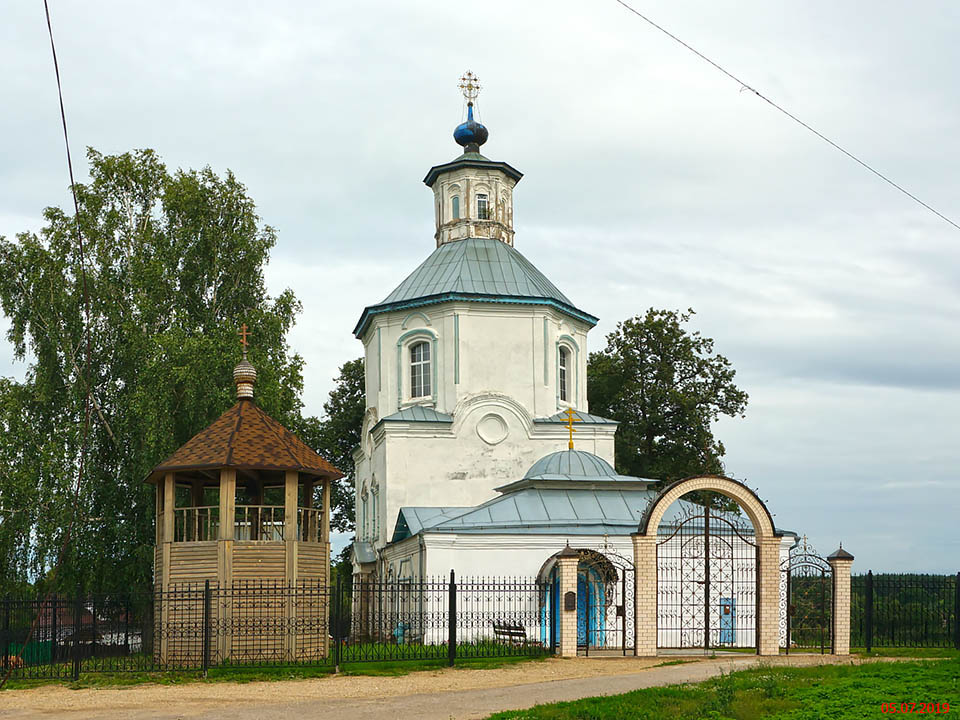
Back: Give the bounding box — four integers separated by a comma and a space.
160, 472, 175, 661
218, 468, 236, 660
321, 478, 331, 659
322, 480, 331, 546
284, 470, 298, 659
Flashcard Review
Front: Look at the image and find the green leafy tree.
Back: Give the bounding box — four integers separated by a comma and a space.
587, 308, 748, 485
296, 357, 364, 534
0, 148, 309, 593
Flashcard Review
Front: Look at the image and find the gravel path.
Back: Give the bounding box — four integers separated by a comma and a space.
0, 654, 904, 720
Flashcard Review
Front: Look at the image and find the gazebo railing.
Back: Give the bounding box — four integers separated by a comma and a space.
298, 507, 321, 543
169, 505, 324, 543
173, 506, 220, 542
234, 505, 285, 541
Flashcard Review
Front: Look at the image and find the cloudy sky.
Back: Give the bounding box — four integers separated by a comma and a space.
2, 1, 958, 572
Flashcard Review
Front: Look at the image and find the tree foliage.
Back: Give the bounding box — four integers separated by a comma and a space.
296, 358, 364, 534
587, 308, 748, 484
0, 148, 309, 593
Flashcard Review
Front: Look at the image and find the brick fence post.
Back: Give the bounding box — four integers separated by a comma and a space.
758, 537, 782, 656
632, 533, 657, 657
556, 544, 579, 658
827, 546, 854, 656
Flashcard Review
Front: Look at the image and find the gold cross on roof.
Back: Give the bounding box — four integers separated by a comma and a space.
458, 71, 481, 103
238, 323, 251, 356
563, 407, 582, 450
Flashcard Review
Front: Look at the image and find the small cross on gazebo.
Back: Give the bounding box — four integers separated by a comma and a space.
238, 323, 251, 357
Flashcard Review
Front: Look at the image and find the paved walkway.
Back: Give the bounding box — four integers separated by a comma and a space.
0, 654, 896, 720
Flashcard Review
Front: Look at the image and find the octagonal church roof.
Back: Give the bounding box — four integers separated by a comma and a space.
147, 401, 342, 483
353, 237, 598, 337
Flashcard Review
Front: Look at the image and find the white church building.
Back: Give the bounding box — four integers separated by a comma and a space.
350, 74, 798, 652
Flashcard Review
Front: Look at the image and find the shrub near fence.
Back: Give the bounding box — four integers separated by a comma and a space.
1, 572, 549, 680
851, 572, 960, 650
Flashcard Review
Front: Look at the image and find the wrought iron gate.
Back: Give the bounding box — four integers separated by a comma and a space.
578, 547, 635, 655
781, 539, 833, 654
656, 499, 759, 650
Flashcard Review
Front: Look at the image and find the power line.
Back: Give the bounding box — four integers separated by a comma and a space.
614, 0, 960, 233
0, 0, 94, 690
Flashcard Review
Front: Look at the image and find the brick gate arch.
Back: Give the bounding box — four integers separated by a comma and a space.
632, 476, 783, 656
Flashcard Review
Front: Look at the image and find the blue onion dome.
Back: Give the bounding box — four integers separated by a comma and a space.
523, 450, 617, 481
453, 103, 489, 152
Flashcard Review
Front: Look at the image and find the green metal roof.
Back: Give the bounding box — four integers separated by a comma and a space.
378, 406, 453, 424
394, 487, 660, 537
371, 407, 454, 433
353, 237, 597, 337
533, 410, 619, 425
524, 450, 617, 480
391, 506, 474, 542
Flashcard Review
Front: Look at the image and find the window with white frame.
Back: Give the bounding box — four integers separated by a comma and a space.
371, 483, 379, 540
559, 346, 569, 403
410, 341, 431, 398
451, 195, 460, 219
476, 193, 489, 220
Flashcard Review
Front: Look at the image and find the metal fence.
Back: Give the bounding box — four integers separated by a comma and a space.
2, 572, 549, 679
851, 572, 960, 650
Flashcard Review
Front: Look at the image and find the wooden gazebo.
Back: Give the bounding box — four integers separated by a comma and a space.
146, 340, 341, 662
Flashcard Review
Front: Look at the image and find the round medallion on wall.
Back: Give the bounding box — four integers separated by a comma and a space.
476, 413, 509, 445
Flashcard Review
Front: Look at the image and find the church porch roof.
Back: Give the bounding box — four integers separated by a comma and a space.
393, 487, 659, 539
392, 506, 475, 542
533, 410, 618, 425
375, 406, 454, 427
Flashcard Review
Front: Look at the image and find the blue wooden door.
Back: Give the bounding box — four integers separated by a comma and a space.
577, 576, 588, 645
719, 597, 735, 644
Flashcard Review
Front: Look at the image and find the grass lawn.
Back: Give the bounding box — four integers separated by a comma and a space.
487, 658, 960, 719
854, 647, 960, 659
0, 653, 545, 691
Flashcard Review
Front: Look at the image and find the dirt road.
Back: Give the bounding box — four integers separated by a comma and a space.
0, 654, 899, 720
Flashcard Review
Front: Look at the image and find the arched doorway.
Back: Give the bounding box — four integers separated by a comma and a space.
577, 548, 635, 655
537, 546, 635, 655
634, 476, 782, 656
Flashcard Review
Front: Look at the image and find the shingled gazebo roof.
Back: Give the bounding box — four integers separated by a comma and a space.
147, 400, 341, 483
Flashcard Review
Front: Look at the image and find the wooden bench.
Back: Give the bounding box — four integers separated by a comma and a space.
492, 621, 527, 645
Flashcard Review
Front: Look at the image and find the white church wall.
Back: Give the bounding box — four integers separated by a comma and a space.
361, 304, 591, 421
370, 421, 615, 546
431, 166, 519, 247
355, 300, 610, 550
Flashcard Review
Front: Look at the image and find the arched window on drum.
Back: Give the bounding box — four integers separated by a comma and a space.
410, 341, 431, 399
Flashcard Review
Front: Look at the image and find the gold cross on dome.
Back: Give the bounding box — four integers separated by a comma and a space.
563, 407, 582, 450
458, 71, 481, 103
238, 323, 251, 355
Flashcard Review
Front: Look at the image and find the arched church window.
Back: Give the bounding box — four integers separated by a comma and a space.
371, 482, 380, 540
360, 484, 369, 539
559, 347, 569, 403
452, 195, 460, 220
410, 341, 431, 398
476, 193, 489, 220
